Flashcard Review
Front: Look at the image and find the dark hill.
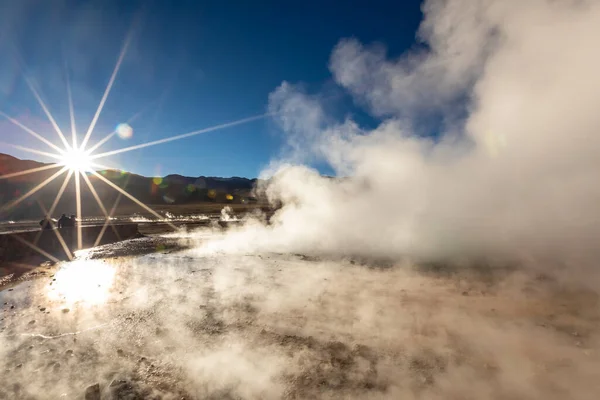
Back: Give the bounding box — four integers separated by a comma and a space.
0, 153, 265, 221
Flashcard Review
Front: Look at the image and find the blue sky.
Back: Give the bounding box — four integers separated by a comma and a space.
0, 0, 422, 178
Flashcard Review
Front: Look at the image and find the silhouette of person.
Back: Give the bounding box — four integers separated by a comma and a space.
69, 214, 77, 227
58, 213, 70, 229
39, 217, 53, 230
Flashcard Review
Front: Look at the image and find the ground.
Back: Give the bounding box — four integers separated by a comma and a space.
1, 229, 599, 399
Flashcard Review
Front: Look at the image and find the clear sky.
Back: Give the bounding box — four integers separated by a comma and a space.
0, 0, 422, 178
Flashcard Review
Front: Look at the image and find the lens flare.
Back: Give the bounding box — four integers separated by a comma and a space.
116, 123, 133, 139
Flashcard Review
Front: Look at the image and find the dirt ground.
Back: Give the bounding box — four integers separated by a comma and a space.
1, 232, 599, 399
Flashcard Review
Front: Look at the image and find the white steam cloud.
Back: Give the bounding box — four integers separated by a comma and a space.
209, 0, 600, 284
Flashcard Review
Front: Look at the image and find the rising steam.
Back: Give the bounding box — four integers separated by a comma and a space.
209, 0, 600, 281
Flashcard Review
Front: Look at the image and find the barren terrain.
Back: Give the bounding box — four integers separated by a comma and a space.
1, 229, 599, 399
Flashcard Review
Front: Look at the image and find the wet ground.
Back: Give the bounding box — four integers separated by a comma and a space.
0, 234, 192, 290
1, 230, 600, 399
0, 218, 245, 286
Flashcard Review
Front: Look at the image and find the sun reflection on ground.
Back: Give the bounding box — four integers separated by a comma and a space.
46, 260, 116, 306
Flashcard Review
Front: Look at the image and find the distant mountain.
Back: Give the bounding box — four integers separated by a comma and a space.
0, 153, 56, 183
0, 153, 265, 221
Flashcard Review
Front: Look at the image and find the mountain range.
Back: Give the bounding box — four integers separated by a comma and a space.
0, 153, 264, 221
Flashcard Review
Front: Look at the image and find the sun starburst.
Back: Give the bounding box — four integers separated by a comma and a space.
61, 148, 92, 172
0, 34, 268, 257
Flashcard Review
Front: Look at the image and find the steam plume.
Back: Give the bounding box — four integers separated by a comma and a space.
211, 0, 600, 284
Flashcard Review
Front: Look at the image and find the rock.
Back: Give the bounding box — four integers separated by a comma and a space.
84, 383, 101, 400
61, 308, 70, 313
10, 305, 14, 310
108, 379, 143, 399
39, 307, 46, 312
28, 320, 35, 325
8, 289, 13, 291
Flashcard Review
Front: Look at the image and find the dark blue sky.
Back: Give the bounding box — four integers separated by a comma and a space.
0, 0, 422, 178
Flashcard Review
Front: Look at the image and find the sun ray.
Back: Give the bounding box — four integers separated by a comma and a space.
86, 131, 116, 154
50, 223, 74, 261
90, 169, 178, 230
1, 142, 64, 161
80, 171, 122, 246
0, 111, 65, 154
80, 36, 132, 150
23, 76, 71, 150
91, 113, 268, 160
34, 171, 74, 249
85, 93, 168, 154
75, 171, 83, 250
65, 65, 78, 149
46, 169, 74, 219
12, 234, 60, 264
0, 163, 62, 180
34, 193, 74, 261
0, 166, 68, 213
25, 171, 73, 252
34, 198, 56, 244
95, 192, 124, 248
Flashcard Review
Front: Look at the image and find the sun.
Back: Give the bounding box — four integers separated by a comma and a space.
62, 148, 92, 172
